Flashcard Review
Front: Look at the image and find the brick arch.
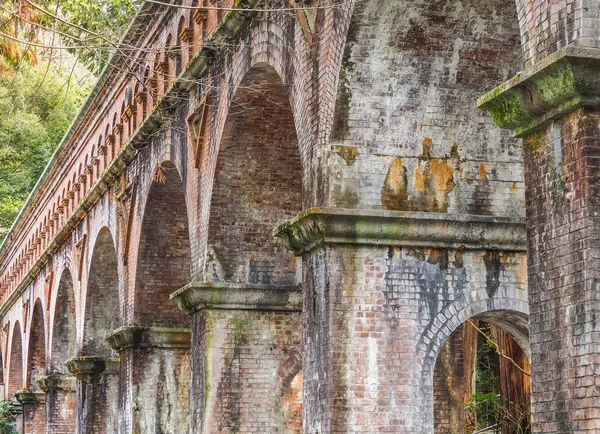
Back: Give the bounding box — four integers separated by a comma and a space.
27, 298, 46, 389
421, 297, 530, 376
50, 267, 76, 372
83, 226, 119, 356
417, 297, 529, 433
7, 320, 23, 398
205, 63, 303, 284
212, 17, 314, 184
134, 160, 191, 327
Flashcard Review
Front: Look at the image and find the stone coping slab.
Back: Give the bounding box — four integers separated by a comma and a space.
105, 326, 190, 352
65, 356, 120, 377
36, 373, 76, 392
171, 282, 301, 315
14, 390, 45, 405
275, 208, 526, 256
478, 46, 600, 136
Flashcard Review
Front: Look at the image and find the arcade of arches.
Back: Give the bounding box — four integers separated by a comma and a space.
0, 0, 599, 433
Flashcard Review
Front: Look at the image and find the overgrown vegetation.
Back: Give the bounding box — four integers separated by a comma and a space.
0, 0, 140, 242
0, 401, 17, 434
465, 322, 531, 434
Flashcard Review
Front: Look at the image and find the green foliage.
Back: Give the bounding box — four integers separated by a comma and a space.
0, 401, 17, 434
0, 61, 89, 243
45, 0, 141, 74
466, 392, 500, 431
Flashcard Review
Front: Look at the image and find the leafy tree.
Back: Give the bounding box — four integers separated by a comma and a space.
0, 60, 90, 242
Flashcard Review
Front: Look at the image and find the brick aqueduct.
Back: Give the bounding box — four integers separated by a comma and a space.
0, 0, 598, 432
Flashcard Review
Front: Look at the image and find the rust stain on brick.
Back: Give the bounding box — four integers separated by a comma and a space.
479, 162, 488, 179
333, 145, 359, 166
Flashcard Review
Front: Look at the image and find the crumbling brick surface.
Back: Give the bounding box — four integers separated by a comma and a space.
0, 0, 598, 432
523, 109, 600, 433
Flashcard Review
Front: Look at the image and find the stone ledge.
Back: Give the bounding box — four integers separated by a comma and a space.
105, 326, 190, 352
170, 282, 301, 315
275, 208, 526, 256
36, 373, 76, 392
14, 390, 45, 405
477, 46, 600, 137
65, 357, 120, 377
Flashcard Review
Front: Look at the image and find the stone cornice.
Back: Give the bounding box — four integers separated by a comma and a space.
65, 357, 120, 377
477, 46, 600, 137
105, 326, 190, 352
14, 390, 46, 405
171, 282, 301, 315
36, 373, 76, 392
275, 208, 526, 256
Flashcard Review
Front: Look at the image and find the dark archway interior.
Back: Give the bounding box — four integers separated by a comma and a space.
434, 319, 531, 434
52, 269, 76, 372
207, 64, 302, 285
8, 322, 23, 397
84, 228, 120, 355
27, 300, 46, 390
135, 161, 191, 327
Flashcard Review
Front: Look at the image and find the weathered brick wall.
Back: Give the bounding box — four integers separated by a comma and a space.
302, 245, 528, 433
328, 0, 524, 217
523, 108, 600, 433
433, 323, 466, 434
51, 269, 76, 372
515, 0, 600, 67
8, 322, 23, 397
122, 347, 191, 433
134, 161, 191, 327
27, 301, 45, 390
193, 309, 302, 434
206, 65, 303, 285
83, 228, 120, 356
45, 388, 76, 434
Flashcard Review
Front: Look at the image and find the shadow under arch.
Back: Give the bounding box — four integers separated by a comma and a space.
206, 62, 303, 285
7, 321, 23, 399
51, 267, 76, 372
83, 226, 120, 356
134, 160, 191, 326
27, 298, 46, 389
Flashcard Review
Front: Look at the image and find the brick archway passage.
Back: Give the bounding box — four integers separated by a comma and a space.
2, 0, 600, 432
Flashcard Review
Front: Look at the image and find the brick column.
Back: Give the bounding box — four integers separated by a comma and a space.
105, 326, 191, 433
479, 45, 600, 433
14, 390, 45, 434
276, 208, 526, 433
37, 373, 76, 434
171, 282, 302, 434
65, 357, 119, 434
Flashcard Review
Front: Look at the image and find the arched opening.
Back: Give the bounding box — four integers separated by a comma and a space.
27, 300, 46, 389
83, 227, 119, 356
135, 161, 191, 326
283, 370, 302, 434
434, 313, 531, 434
51, 268, 76, 371
8, 322, 23, 398
207, 63, 303, 285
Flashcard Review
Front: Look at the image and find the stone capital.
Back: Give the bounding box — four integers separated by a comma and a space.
65, 356, 120, 377
170, 282, 301, 315
105, 326, 190, 352
478, 46, 600, 137
35, 373, 76, 392
14, 390, 45, 405
275, 208, 526, 256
